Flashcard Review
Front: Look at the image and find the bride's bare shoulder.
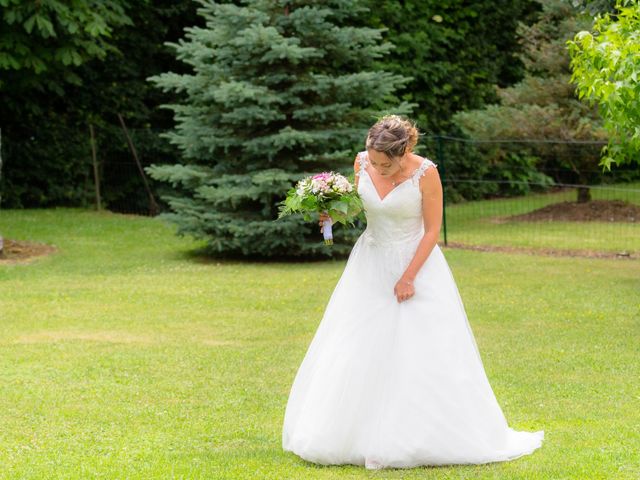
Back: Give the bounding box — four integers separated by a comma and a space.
409, 153, 425, 170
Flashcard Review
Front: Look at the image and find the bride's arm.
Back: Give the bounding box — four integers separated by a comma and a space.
401, 166, 443, 282
353, 153, 360, 189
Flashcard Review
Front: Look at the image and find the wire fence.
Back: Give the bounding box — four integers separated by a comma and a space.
2, 118, 638, 257
3, 126, 640, 257
87, 160, 162, 216
85, 134, 640, 257
423, 135, 640, 257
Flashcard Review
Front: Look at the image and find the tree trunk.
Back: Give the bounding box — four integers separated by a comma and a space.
576, 185, 591, 203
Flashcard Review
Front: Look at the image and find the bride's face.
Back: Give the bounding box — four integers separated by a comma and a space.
367, 149, 404, 177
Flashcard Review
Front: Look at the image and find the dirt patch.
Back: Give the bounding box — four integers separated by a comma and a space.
505, 199, 640, 223
443, 242, 638, 260
0, 239, 57, 264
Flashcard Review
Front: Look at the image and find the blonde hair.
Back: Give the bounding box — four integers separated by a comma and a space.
365, 114, 420, 158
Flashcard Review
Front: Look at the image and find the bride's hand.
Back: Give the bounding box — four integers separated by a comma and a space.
318, 212, 332, 232
394, 277, 415, 303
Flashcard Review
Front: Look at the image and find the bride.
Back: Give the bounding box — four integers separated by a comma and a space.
281, 114, 544, 470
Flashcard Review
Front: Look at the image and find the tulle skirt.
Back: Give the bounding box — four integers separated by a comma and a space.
282, 230, 544, 469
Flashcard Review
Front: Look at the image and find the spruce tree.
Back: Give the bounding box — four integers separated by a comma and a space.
147, 0, 414, 259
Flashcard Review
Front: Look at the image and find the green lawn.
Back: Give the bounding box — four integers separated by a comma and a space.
0, 208, 638, 479
443, 182, 640, 253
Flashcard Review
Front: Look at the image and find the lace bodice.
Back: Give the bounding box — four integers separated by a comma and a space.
355, 150, 438, 246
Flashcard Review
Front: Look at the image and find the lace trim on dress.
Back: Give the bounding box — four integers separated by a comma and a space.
410, 158, 438, 185
415, 158, 437, 177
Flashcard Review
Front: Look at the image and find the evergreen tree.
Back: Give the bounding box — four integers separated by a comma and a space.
452, 0, 608, 202
147, 0, 414, 259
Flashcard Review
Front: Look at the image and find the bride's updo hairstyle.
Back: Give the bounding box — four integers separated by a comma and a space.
365, 114, 420, 159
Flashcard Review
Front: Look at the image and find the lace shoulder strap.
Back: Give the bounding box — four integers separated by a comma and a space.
411, 157, 438, 185
355, 151, 369, 177
414, 157, 437, 178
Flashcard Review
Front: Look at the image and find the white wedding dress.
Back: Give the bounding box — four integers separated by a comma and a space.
282, 151, 544, 469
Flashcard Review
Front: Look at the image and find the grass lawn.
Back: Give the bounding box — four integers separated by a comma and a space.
443, 182, 640, 253
0, 208, 638, 479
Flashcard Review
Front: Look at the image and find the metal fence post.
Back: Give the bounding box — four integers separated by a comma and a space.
435, 135, 448, 246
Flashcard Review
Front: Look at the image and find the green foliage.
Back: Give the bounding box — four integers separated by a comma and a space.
423, 137, 557, 203
365, 0, 539, 135
360, 0, 545, 203
0, 0, 133, 97
0, 0, 542, 216
147, 0, 414, 259
0, 2, 200, 210
451, 0, 610, 202
1, 114, 93, 207
0, 0, 140, 209
568, 0, 640, 168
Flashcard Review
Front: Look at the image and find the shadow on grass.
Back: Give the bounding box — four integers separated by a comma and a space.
178, 244, 348, 265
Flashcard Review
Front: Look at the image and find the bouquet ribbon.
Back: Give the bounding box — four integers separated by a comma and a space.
322, 210, 333, 245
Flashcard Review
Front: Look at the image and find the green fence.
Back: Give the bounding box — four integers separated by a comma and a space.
423, 136, 640, 256
5, 125, 636, 256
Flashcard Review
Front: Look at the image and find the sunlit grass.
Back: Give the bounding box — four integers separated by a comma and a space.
0, 208, 638, 479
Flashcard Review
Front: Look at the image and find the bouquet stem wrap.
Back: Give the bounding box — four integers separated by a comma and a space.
322, 210, 333, 245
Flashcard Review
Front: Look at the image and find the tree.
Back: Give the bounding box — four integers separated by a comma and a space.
0, 0, 132, 104
568, 0, 640, 168
452, 0, 608, 203
147, 0, 414, 259
0, 1, 201, 209
365, 0, 540, 135
0, 0, 132, 208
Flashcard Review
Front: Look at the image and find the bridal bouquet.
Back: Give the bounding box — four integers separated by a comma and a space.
277, 171, 363, 245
